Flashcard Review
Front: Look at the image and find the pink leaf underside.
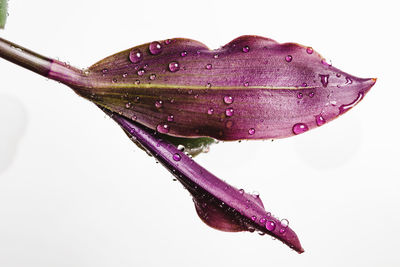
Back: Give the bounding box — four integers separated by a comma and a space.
81, 35, 375, 141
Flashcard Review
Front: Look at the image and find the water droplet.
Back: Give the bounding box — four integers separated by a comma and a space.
319, 74, 329, 87
266, 220, 276, 231
285, 55, 293, 62
132, 115, 137, 120
345, 76, 353, 85
315, 114, 326, 126
134, 96, 140, 102
164, 39, 172, 45
177, 144, 185, 151
149, 74, 156, 80
149, 41, 162, 55
180, 51, 187, 57
225, 120, 233, 128
339, 92, 364, 114
213, 54, 219, 59
137, 69, 145, 76
112, 78, 117, 83
225, 107, 234, 117
207, 108, 214, 115
242, 46, 250, 53
297, 92, 303, 99
321, 59, 332, 67
336, 73, 341, 77
205, 63, 212, 70
306, 47, 313, 54
279, 228, 286, 234
301, 82, 307, 87
122, 73, 128, 78
292, 123, 309, 135
223, 95, 234, 104
251, 216, 257, 221
125, 102, 132, 109
167, 114, 174, 122
102, 68, 108, 75
259, 217, 266, 224
248, 128, 255, 135
206, 83, 212, 88
244, 82, 249, 87
281, 219, 289, 228
156, 124, 170, 133
129, 49, 143, 63
155, 100, 163, 108
134, 80, 140, 85
238, 189, 245, 195
168, 61, 180, 72
173, 153, 181, 161
308, 92, 315, 98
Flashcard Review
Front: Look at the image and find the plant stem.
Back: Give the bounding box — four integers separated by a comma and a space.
0, 37, 89, 88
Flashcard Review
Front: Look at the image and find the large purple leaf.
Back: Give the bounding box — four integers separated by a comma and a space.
103, 107, 304, 253
73, 35, 375, 140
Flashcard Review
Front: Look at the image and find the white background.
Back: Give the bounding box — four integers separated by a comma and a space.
0, 0, 399, 266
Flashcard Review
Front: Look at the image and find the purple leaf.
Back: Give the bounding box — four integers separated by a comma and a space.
103, 107, 304, 253
68, 35, 376, 140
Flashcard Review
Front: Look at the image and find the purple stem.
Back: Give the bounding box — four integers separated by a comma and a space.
0, 37, 89, 88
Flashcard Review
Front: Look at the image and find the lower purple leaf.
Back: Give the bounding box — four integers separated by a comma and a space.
103, 107, 304, 253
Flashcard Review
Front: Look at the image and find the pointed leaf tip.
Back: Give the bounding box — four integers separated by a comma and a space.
104, 107, 304, 253
75, 35, 375, 143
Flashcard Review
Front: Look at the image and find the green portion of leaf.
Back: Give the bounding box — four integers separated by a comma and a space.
160, 135, 217, 157
0, 0, 8, 29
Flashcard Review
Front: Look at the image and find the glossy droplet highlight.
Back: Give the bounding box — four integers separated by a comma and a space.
155, 100, 163, 109
315, 114, 326, 126
292, 123, 309, 135
205, 63, 212, 70
297, 92, 303, 99
129, 49, 143, 64
319, 74, 329, 87
149, 41, 162, 55
223, 95, 234, 104
281, 219, 289, 228
149, 74, 156, 80
125, 102, 132, 109
306, 47, 313, 54
168, 61, 180, 72
251, 216, 257, 221
164, 39, 172, 45
266, 221, 276, 231
244, 82, 249, 87
137, 69, 145, 76
285, 55, 293, 62
248, 128, 255, 135
173, 153, 181, 161
308, 92, 315, 98
180, 51, 187, 57
207, 108, 214, 115
345, 76, 353, 85
238, 189, 244, 195
156, 124, 170, 134
339, 92, 364, 114
225, 107, 234, 117
242, 46, 250, 53
167, 114, 174, 122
